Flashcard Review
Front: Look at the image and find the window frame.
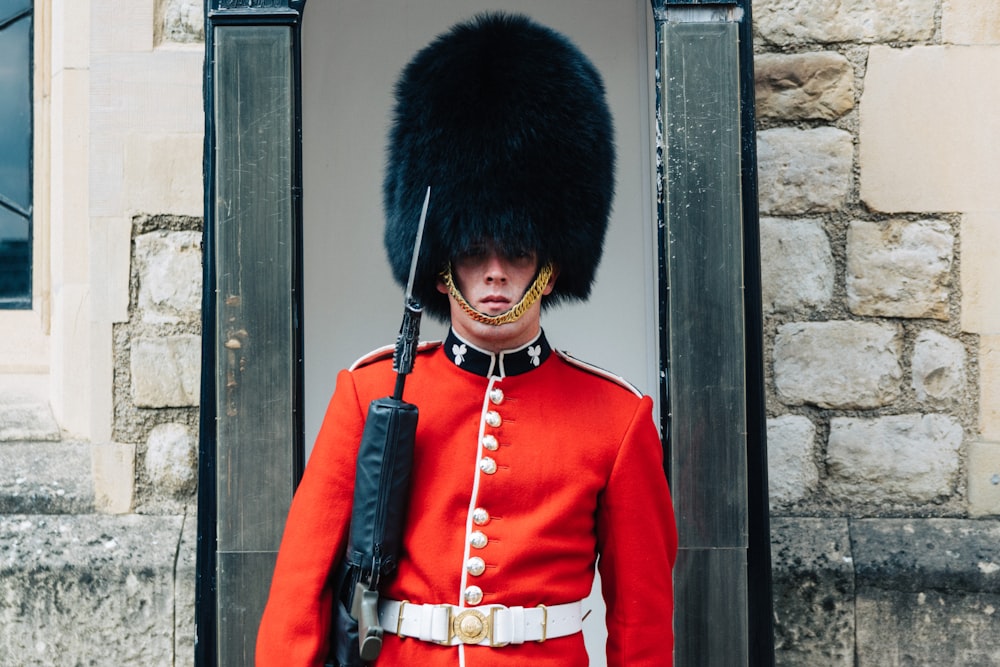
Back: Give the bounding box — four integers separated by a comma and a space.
0, 2, 34, 310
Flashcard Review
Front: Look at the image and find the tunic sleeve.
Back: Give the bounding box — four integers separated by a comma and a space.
596, 395, 678, 667
255, 369, 366, 667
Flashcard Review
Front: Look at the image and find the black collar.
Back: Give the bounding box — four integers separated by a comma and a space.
444, 329, 552, 378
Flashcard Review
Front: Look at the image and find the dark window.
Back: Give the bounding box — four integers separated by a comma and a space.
0, 1, 33, 308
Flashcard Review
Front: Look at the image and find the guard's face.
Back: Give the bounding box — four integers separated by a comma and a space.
437, 246, 556, 352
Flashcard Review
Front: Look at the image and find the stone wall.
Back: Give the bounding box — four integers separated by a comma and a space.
755, 0, 1000, 663
114, 214, 201, 514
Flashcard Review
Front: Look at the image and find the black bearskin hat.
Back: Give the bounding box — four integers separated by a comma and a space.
383, 12, 616, 321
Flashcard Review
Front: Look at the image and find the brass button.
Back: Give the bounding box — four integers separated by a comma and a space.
464, 585, 484, 605
470, 531, 488, 549
479, 457, 497, 475
489, 388, 504, 405
472, 508, 490, 525
482, 434, 499, 451
466, 556, 486, 576
485, 410, 502, 428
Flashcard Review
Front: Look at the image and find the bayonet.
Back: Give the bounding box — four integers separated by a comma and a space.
392, 187, 430, 395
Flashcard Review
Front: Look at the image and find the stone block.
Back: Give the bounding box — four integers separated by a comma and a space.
135, 230, 203, 323
125, 133, 204, 218
943, 0, 1000, 44
90, 217, 133, 323
755, 52, 854, 121
754, 0, 936, 46
773, 321, 901, 409
90, 50, 204, 218
981, 336, 1000, 439
92, 442, 136, 514
0, 442, 93, 514
158, 0, 205, 45
911, 330, 967, 408
767, 415, 820, 507
852, 519, 1000, 665
961, 212, 1000, 334
0, 513, 185, 666
827, 415, 963, 504
770, 518, 854, 667
968, 441, 1000, 517
145, 423, 196, 498
760, 217, 834, 314
857, 589, 1000, 666
757, 127, 853, 215
847, 219, 954, 320
130, 335, 201, 408
51, 0, 90, 71
860, 46, 1000, 213
91, 0, 155, 54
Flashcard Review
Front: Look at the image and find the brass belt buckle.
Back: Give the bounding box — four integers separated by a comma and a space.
453, 608, 490, 644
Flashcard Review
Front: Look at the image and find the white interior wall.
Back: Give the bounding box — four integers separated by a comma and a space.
301, 3, 657, 663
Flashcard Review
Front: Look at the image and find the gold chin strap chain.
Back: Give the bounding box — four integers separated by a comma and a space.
441, 263, 554, 326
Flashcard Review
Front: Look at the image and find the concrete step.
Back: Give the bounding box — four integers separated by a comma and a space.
0, 376, 94, 514
0, 382, 61, 442
0, 441, 94, 513
0, 511, 196, 666
772, 516, 1000, 666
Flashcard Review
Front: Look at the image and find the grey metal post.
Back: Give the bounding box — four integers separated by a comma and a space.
652, 1, 773, 665
197, 2, 306, 665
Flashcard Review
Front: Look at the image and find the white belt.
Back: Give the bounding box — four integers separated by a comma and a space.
378, 598, 584, 647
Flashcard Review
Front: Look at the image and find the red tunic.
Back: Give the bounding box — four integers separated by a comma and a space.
256, 331, 677, 666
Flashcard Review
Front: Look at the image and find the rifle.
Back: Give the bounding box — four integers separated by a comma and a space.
329, 188, 430, 667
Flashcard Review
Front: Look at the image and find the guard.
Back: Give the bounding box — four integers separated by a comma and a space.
256, 12, 677, 666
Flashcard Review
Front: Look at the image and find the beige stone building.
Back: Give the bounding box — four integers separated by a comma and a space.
0, 0, 997, 665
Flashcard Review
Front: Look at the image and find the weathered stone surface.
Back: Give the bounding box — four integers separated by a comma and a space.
760, 217, 834, 314
770, 518, 854, 667
846, 219, 953, 320
757, 127, 853, 215
911, 330, 967, 407
145, 423, 197, 497
176, 513, 196, 662
827, 415, 963, 504
0, 442, 93, 514
767, 415, 820, 507
130, 335, 201, 408
773, 321, 902, 409
135, 230, 202, 324
0, 513, 185, 666
852, 519, 1000, 666
0, 394, 60, 442
754, 0, 936, 46
159, 0, 205, 44
943, 0, 1000, 45
853, 518, 1000, 594
857, 589, 1000, 666
967, 441, 1000, 518
755, 52, 854, 121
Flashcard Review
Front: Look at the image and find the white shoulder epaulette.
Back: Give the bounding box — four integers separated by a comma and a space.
554, 350, 643, 398
349, 340, 442, 371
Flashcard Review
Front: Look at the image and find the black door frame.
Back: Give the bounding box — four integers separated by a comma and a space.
196, 2, 772, 665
